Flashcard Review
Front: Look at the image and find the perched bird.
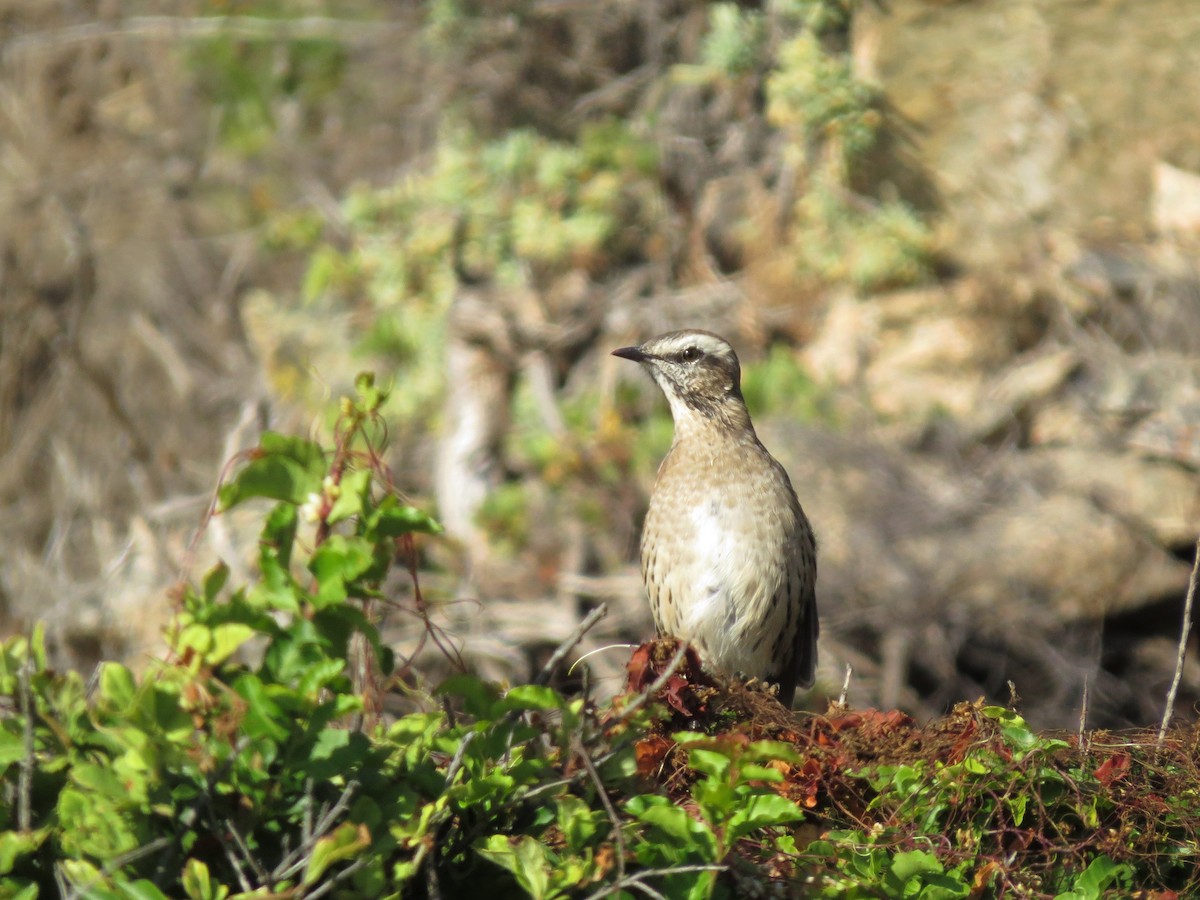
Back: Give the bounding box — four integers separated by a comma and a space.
613, 330, 818, 705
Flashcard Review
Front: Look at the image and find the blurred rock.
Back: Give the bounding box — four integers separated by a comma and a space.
867, 0, 1200, 265
1153, 161, 1200, 236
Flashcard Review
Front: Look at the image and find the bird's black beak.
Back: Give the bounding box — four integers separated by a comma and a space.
611, 345, 647, 362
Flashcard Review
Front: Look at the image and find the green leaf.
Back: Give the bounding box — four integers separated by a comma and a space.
181, 858, 229, 900
878, 849, 971, 899
58, 862, 102, 896
741, 739, 804, 766
296, 657, 347, 699
737, 763, 784, 783
355, 371, 388, 411
889, 849, 943, 883
0, 881, 38, 900
981, 706, 1039, 753
438, 675, 502, 718
143, 684, 194, 743
1006, 792, 1028, 827
57, 787, 143, 859
327, 468, 371, 523
0, 726, 25, 769
556, 795, 597, 851
203, 563, 229, 603
630, 800, 718, 861
304, 822, 372, 885
262, 502, 299, 570
248, 522, 302, 614
206, 624, 256, 665
687, 748, 731, 781
1055, 855, 1133, 900
308, 535, 376, 608
117, 881, 172, 900
0, 828, 50, 875
97, 662, 138, 712
369, 497, 443, 537
30, 622, 47, 671
296, 729, 372, 781
727, 793, 805, 840
217, 433, 326, 510
232, 673, 291, 743
502, 684, 562, 711
476, 835, 551, 900
73, 762, 134, 800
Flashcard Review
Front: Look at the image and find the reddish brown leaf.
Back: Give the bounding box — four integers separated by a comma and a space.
664, 675, 696, 716
635, 734, 673, 777
1094, 752, 1131, 787
626, 643, 655, 692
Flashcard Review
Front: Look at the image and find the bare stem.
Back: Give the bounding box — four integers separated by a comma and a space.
580, 864, 727, 900
535, 603, 609, 686
18, 652, 33, 833
575, 737, 627, 883
837, 663, 853, 708
1158, 536, 1200, 748
1077, 676, 1089, 750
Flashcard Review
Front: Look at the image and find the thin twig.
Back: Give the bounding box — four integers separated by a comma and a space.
515, 747, 623, 805
610, 642, 689, 726
303, 777, 315, 850
18, 651, 33, 832
441, 693, 458, 729
304, 857, 369, 900
272, 780, 360, 881
1158, 536, 1200, 748
444, 731, 479, 788
581, 864, 728, 900
837, 663, 853, 708
1077, 676, 1089, 750
535, 603, 609, 686
425, 841, 443, 900
60, 838, 175, 900
224, 818, 270, 885
574, 738, 627, 883
496, 604, 611, 752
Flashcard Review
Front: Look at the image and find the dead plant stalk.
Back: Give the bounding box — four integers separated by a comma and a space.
1158, 536, 1200, 748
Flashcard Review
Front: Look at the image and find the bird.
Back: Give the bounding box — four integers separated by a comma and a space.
612, 329, 818, 706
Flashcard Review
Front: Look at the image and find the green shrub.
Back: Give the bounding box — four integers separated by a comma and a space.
0, 377, 814, 898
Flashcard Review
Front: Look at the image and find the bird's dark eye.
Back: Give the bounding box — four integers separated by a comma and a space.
679, 347, 701, 363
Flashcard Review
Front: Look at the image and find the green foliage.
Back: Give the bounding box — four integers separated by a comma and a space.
2, 383, 1198, 897
805, 834, 973, 899
0, 378, 421, 895
0, 378, 822, 898
741, 343, 837, 425
700, 4, 767, 77
282, 121, 662, 428
790, 178, 937, 291
768, 31, 880, 166
760, 11, 935, 291
188, 1, 348, 156
1056, 855, 1135, 899
474, 482, 531, 554
797, 705, 1199, 896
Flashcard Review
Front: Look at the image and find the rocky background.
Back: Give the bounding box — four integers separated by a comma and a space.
2, 0, 1199, 729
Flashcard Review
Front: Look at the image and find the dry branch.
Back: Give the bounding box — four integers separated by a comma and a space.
1158, 536, 1200, 746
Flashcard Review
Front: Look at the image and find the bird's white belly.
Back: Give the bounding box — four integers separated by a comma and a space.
681, 500, 771, 673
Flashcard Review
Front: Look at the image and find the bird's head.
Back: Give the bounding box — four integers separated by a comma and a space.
612, 330, 750, 433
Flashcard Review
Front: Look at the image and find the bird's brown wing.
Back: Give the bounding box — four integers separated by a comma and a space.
792, 513, 819, 692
